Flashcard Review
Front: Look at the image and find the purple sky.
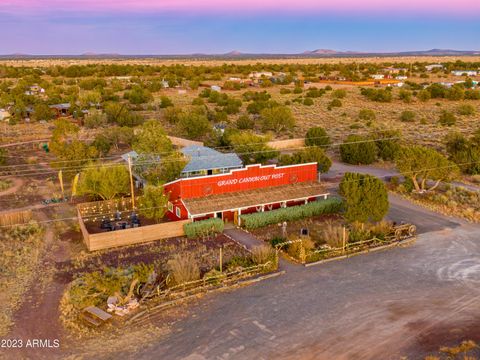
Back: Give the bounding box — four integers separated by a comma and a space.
1, 1, 479, 54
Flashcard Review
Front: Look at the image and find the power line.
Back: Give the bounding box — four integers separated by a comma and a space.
0, 159, 478, 228
0, 136, 403, 178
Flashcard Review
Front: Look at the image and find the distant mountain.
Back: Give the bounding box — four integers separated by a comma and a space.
0, 49, 478, 59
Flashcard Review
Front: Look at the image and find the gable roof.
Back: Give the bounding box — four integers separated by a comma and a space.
180, 145, 242, 173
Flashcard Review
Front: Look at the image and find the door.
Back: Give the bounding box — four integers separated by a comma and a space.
216, 212, 223, 220
233, 210, 239, 225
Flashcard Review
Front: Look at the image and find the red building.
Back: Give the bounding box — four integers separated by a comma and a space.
163, 163, 329, 225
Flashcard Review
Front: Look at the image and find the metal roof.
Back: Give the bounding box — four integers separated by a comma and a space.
181, 145, 242, 173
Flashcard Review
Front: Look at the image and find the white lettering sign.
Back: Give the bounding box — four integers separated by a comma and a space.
217, 173, 285, 187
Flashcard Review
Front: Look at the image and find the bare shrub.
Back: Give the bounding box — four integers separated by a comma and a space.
167, 253, 200, 286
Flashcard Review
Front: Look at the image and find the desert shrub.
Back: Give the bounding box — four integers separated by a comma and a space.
358, 109, 376, 121
236, 115, 254, 130
65, 264, 153, 313
360, 88, 392, 102
270, 236, 286, 247
226, 256, 255, 271
457, 104, 476, 116
340, 134, 378, 165
400, 110, 416, 122
280, 88, 292, 94
167, 253, 200, 286
438, 110, 457, 126
240, 198, 343, 230
303, 98, 314, 106
332, 89, 347, 99
417, 89, 431, 102
305, 126, 331, 147
399, 89, 412, 103
184, 218, 224, 239
328, 99, 342, 109
293, 87, 303, 94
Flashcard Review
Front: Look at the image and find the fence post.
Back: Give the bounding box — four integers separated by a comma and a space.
219, 246, 223, 273
342, 226, 346, 255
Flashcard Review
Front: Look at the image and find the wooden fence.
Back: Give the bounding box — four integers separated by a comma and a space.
267, 138, 305, 150
0, 209, 32, 226
80, 217, 191, 251
167, 136, 203, 148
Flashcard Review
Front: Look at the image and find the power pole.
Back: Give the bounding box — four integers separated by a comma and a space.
127, 155, 136, 210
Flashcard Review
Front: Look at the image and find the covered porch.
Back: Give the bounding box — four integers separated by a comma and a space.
182, 182, 329, 226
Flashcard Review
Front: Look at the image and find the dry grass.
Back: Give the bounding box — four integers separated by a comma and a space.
167, 253, 201, 286
320, 221, 348, 248
251, 244, 276, 265
0, 221, 44, 336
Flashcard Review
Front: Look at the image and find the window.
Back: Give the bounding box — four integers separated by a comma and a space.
167, 202, 173, 212
175, 206, 181, 218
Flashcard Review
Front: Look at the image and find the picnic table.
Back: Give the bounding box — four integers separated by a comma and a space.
81, 306, 112, 327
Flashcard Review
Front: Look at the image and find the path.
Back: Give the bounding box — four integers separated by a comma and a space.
6, 210, 70, 359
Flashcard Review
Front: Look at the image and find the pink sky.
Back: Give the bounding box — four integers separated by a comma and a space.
3, 0, 480, 15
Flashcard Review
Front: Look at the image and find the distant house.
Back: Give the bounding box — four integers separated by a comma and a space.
451, 70, 478, 77
228, 77, 243, 82
161, 80, 169, 88
24, 85, 45, 96
122, 145, 243, 184
210, 85, 222, 92
396, 75, 408, 80
0, 109, 11, 121
248, 71, 273, 79
425, 64, 444, 71
371, 74, 385, 80
383, 67, 407, 74
49, 103, 71, 117
180, 145, 243, 178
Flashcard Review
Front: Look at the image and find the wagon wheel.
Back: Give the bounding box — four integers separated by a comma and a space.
395, 229, 402, 240
408, 225, 417, 236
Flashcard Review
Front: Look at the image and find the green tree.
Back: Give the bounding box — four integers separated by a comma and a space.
340, 134, 378, 165
305, 126, 331, 147
374, 130, 401, 161
159, 96, 174, 108
124, 85, 153, 104
228, 131, 278, 165
278, 146, 332, 173
260, 106, 295, 132
445, 132, 480, 175
77, 165, 130, 200
33, 103, 54, 121
395, 145, 459, 192
417, 89, 431, 102
177, 112, 212, 139
133, 120, 173, 154
339, 173, 389, 223
83, 109, 107, 129
138, 152, 188, 184
138, 185, 169, 223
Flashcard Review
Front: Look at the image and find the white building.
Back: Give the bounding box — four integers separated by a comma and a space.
425, 64, 444, 71
371, 74, 385, 80
451, 70, 478, 76
396, 76, 408, 80
211, 85, 222, 92
248, 71, 273, 79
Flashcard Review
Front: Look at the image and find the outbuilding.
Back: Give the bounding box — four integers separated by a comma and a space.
163, 163, 329, 225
